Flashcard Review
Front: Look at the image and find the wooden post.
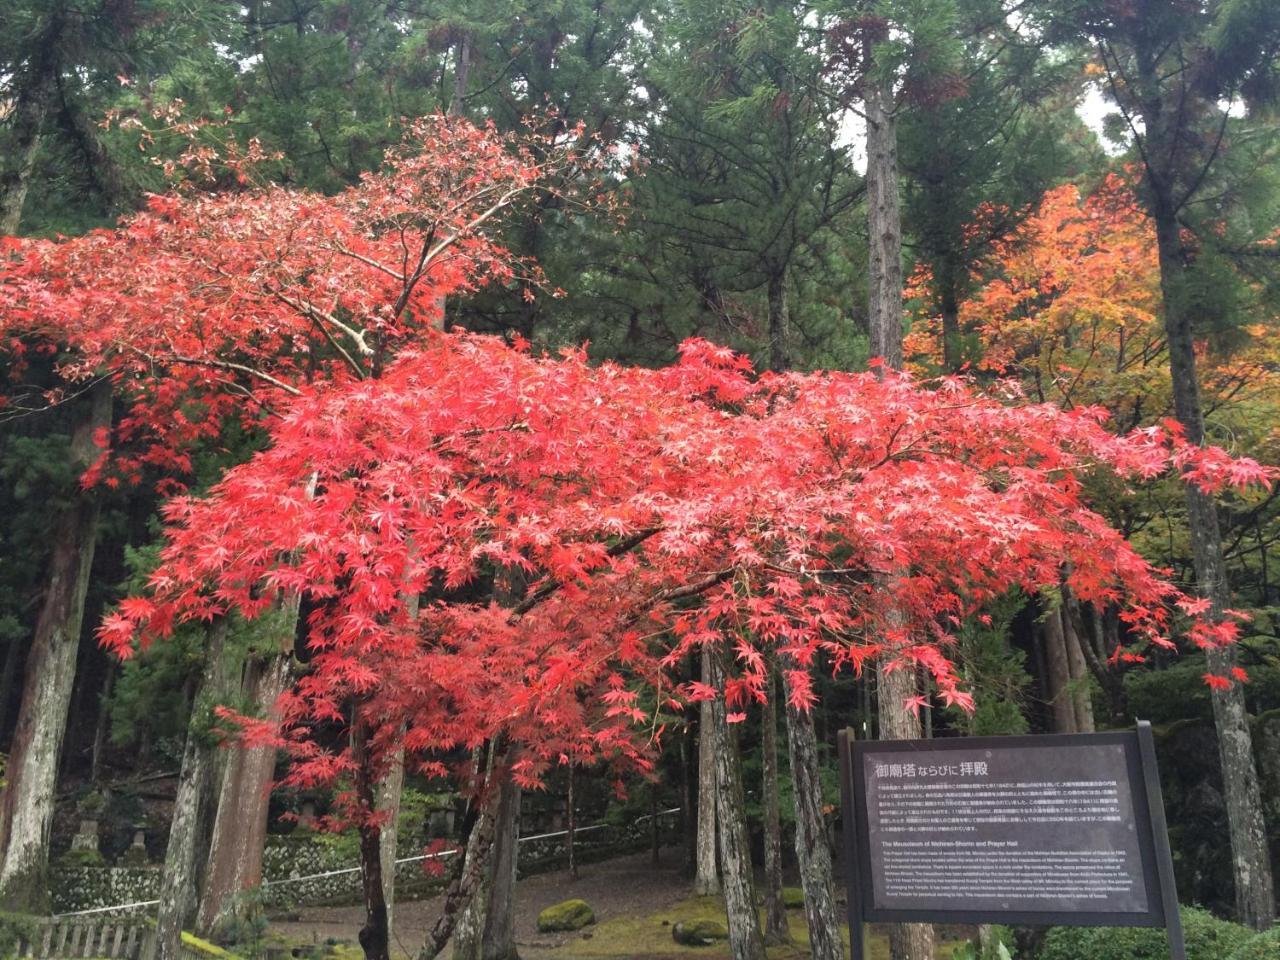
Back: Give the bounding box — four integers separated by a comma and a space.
838, 727, 866, 960
1136, 720, 1186, 960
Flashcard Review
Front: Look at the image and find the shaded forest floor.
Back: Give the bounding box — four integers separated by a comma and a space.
268, 850, 970, 959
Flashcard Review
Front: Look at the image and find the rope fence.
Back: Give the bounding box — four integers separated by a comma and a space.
53, 806, 682, 919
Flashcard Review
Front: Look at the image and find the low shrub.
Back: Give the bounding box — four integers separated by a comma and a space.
1227, 926, 1280, 960
1038, 906, 1252, 960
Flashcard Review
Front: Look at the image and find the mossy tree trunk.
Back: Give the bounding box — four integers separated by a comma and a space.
694, 645, 720, 896
453, 754, 521, 960
783, 691, 844, 960
197, 650, 292, 938
0, 378, 111, 912
708, 648, 765, 960
762, 670, 789, 944
153, 618, 233, 960
866, 14, 933, 948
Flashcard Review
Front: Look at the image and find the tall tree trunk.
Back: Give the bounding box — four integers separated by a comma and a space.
865, 22, 933, 956
196, 651, 292, 938
1073, 599, 1128, 724
375, 588, 418, 943
355, 719, 390, 960
762, 672, 789, 944
1151, 197, 1276, 929
417, 777, 500, 960
694, 645, 720, 896
88, 664, 116, 783
939, 287, 961, 374
481, 776, 520, 960
153, 618, 232, 960
1061, 607, 1094, 733
377, 747, 405, 942
0, 26, 58, 235
59, 84, 132, 215
455, 570, 523, 960
877, 661, 936, 960
864, 51, 904, 370
766, 270, 790, 373
783, 692, 844, 960
708, 649, 765, 960
1041, 608, 1077, 734
453, 762, 520, 960
449, 33, 473, 117
566, 764, 577, 880
0, 378, 111, 912
651, 786, 660, 865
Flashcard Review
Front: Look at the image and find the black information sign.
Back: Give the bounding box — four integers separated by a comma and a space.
838, 723, 1185, 960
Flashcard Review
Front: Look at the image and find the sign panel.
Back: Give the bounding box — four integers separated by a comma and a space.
838, 725, 1185, 960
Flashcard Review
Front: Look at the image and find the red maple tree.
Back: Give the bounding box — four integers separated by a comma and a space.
103, 333, 1268, 779
5, 122, 1271, 958
0, 113, 608, 487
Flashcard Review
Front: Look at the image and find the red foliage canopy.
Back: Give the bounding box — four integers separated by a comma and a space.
100, 332, 1267, 790
3, 116, 1266, 795
0, 114, 604, 488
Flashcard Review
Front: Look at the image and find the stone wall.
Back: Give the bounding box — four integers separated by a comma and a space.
51, 809, 680, 918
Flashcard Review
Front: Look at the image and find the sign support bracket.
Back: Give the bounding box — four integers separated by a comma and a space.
838, 727, 866, 960
1136, 720, 1186, 960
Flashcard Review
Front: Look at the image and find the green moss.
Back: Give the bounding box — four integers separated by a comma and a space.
546, 893, 969, 959
672, 919, 728, 945
780, 888, 804, 909
537, 899, 596, 932
180, 931, 240, 959
0, 913, 36, 960
58, 848, 106, 868
326, 943, 366, 960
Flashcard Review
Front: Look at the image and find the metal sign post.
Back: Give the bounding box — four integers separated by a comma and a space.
838, 723, 1185, 958
838, 728, 866, 960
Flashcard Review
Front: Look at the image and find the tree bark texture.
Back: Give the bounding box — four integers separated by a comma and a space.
454, 768, 520, 960
864, 60, 904, 370
355, 720, 390, 960
196, 650, 292, 938
0, 16, 59, 235
0, 379, 110, 911
762, 672, 789, 944
1061, 609, 1094, 733
939, 288, 961, 374
417, 780, 499, 960
481, 775, 520, 960
377, 746, 406, 944
449, 33, 473, 117
694, 645, 720, 896
766, 270, 790, 374
153, 619, 233, 960
88, 664, 116, 783
376, 587, 419, 943
566, 764, 578, 880
1041, 608, 1077, 734
878, 661, 935, 960
783, 694, 844, 960
865, 21, 933, 951
708, 650, 766, 960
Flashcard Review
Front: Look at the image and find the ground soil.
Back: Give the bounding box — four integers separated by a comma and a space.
268, 848, 969, 960
270, 849, 692, 958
